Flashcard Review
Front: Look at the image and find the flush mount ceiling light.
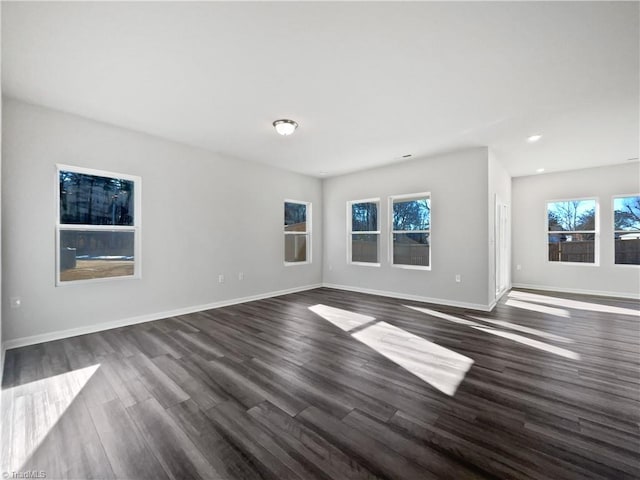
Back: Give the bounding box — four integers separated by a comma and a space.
273, 119, 298, 136
527, 134, 542, 143
536, 168, 545, 173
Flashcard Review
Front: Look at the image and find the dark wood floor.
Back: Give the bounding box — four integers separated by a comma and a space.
2, 287, 639, 479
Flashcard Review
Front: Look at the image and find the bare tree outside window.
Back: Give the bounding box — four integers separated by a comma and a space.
547, 199, 596, 263
349, 200, 380, 264
614, 195, 640, 265
391, 194, 430, 268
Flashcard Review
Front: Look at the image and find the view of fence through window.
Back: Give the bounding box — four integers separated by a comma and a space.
392, 195, 430, 267
614, 195, 640, 265
58, 167, 139, 283
284, 201, 309, 263
351, 201, 379, 263
547, 199, 596, 263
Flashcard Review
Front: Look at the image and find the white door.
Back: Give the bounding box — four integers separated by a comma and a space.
495, 198, 509, 296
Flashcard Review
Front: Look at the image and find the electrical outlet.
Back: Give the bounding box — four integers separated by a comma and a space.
10, 297, 21, 309
218, 274, 225, 284
455, 274, 461, 283
238, 272, 244, 281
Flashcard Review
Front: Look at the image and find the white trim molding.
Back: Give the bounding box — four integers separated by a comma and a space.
2, 284, 322, 351
545, 197, 599, 266
347, 198, 381, 266
1, 345, 6, 377
488, 284, 512, 312
56, 164, 142, 286
389, 192, 431, 270
322, 282, 494, 312
511, 283, 640, 300
284, 199, 312, 266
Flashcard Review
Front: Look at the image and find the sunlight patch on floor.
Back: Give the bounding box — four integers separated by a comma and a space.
308, 304, 375, 331
309, 305, 473, 396
1, 364, 100, 472
472, 326, 580, 359
352, 321, 474, 396
405, 307, 476, 327
468, 315, 574, 343
504, 298, 570, 318
406, 305, 581, 360
508, 290, 640, 317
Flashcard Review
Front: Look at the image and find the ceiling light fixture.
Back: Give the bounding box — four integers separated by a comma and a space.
273, 119, 298, 136
536, 168, 545, 173
527, 134, 542, 143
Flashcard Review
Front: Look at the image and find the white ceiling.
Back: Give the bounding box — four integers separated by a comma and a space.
2, 2, 638, 178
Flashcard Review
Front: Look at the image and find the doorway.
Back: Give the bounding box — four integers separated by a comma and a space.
495, 197, 509, 297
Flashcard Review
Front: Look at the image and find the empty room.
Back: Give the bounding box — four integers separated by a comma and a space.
1, 2, 639, 480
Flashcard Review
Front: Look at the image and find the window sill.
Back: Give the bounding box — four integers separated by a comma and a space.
391, 264, 431, 271
349, 262, 381, 267
547, 261, 599, 267
56, 273, 141, 287
284, 261, 310, 267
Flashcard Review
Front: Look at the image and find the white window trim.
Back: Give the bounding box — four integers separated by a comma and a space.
389, 192, 431, 270
284, 199, 312, 266
545, 197, 599, 266
347, 198, 381, 267
55, 164, 142, 286
612, 193, 640, 267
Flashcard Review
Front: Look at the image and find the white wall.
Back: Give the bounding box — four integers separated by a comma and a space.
0, 31, 3, 370
323, 147, 492, 310
488, 150, 512, 305
512, 163, 640, 298
2, 98, 322, 344
6, 97, 632, 352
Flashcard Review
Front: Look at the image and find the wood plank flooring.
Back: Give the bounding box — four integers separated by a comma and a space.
2, 287, 639, 479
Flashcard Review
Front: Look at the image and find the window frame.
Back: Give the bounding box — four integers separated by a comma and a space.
347, 198, 381, 267
284, 199, 312, 266
389, 192, 431, 270
55, 164, 142, 286
545, 196, 599, 266
612, 193, 640, 267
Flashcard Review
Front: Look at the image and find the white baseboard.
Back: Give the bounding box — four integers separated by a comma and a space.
511, 283, 640, 300
322, 283, 493, 311
2, 284, 322, 352
488, 285, 511, 311
487, 298, 498, 312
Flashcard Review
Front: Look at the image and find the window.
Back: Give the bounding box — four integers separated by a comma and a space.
390, 193, 431, 268
56, 165, 141, 284
284, 200, 311, 264
613, 195, 640, 265
547, 199, 597, 264
348, 199, 380, 265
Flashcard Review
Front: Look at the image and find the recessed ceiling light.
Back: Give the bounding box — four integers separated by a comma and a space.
273, 119, 298, 136
536, 168, 545, 173
527, 134, 542, 143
